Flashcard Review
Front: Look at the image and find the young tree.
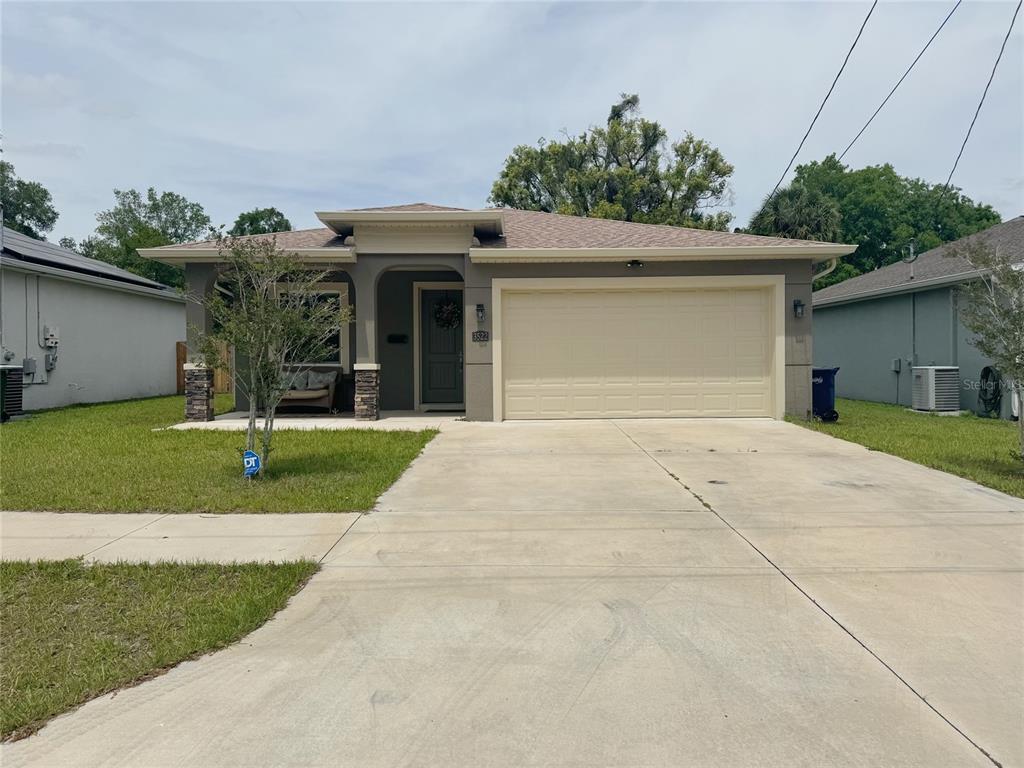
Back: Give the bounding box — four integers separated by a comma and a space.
0, 161, 59, 238
195, 235, 352, 473
490, 94, 735, 230
229, 207, 292, 236
87, 188, 211, 287
955, 242, 1024, 460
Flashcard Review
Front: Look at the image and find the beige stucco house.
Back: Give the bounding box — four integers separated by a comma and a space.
141, 204, 855, 422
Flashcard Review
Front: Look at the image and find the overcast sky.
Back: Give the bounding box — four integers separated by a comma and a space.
3, 1, 1021, 243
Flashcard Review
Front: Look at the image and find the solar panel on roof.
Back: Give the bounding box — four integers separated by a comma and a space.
1, 227, 170, 290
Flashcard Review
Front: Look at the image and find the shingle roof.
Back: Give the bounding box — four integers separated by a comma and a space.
813, 216, 1024, 305
156, 204, 845, 252
2, 227, 171, 289
348, 203, 469, 213
482, 208, 832, 249
154, 226, 344, 251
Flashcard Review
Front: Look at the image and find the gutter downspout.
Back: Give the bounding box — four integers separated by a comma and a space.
812, 257, 839, 284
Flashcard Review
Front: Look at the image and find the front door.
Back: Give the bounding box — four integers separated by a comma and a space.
420, 288, 464, 406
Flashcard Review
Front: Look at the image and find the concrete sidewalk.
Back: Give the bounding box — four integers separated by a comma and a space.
0, 511, 360, 563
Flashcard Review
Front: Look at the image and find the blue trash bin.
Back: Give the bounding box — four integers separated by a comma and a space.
811, 367, 840, 422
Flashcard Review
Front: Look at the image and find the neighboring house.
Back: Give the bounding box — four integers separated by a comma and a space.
142, 204, 855, 422
813, 216, 1023, 419
0, 227, 185, 411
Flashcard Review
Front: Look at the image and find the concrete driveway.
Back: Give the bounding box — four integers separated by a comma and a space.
5, 419, 1022, 768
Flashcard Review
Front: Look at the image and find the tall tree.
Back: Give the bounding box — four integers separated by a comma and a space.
86, 188, 211, 287
0, 161, 59, 238
747, 155, 1001, 284
490, 94, 735, 230
229, 207, 292, 236
748, 186, 840, 243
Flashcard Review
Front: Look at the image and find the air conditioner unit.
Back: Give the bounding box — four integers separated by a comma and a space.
0, 365, 24, 422
912, 366, 960, 412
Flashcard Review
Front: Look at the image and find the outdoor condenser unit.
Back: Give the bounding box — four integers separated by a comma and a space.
911, 366, 960, 412
0, 365, 24, 422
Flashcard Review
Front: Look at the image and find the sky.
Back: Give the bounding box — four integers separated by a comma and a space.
2, 0, 1022, 244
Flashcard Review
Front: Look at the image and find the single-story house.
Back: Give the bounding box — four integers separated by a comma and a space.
813, 216, 1023, 420
142, 204, 856, 422
0, 227, 185, 412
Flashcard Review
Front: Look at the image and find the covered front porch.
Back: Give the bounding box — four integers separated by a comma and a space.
182, 256, 469, 422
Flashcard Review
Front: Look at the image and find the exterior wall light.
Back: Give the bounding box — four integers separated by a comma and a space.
626, 259, 645, 269
793, 299, 806, 319
476, 303, 486, 323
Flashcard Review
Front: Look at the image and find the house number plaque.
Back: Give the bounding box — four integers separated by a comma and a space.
472, 330, 489, 343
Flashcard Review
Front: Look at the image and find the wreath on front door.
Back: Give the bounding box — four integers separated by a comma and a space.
433, 297, 462, 330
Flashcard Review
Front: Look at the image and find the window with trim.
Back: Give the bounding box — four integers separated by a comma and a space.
278, 283, 349, 369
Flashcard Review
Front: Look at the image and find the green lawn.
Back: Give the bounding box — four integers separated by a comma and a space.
0, 396, 436, 513
794, 398, 1023, 498
0, 559, 317, 740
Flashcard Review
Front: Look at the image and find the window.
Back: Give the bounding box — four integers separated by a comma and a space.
278, 283, 349, 368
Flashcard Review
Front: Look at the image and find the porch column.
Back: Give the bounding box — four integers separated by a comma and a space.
351, 268, 381, 420
183, 363, 215, 422
354, 363, 381, 420
184, 263, 217, 362
183, 263, 219, 420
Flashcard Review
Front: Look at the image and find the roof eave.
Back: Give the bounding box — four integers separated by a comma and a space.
0, 255, 184, 302
813, 269, 983, 307
137, 247, 357, 265
470, 244, 856, 264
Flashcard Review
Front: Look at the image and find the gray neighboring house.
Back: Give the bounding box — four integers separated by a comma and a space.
813, 216, 1023, 419
1, 227, 185, 411
142, 203, 856, 422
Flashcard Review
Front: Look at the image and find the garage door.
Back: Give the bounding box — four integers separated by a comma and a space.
501, 287, 775, 419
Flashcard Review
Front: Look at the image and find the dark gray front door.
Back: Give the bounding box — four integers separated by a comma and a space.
420, 289, 464, 405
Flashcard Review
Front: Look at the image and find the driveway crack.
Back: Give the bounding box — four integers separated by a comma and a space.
610, 421, 1004, 768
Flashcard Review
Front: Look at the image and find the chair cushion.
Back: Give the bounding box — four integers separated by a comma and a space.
307, 370, 337, 390
282, 388, 329, 401
287, 370, 309, 391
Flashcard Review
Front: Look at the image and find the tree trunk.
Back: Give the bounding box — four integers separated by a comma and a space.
260, 404, 276, 471
245, 369, 258, 454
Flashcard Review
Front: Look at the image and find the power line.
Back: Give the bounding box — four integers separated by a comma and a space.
839, 0, 962, 162
945, 0, 1022, 188
767, 0, 879, 201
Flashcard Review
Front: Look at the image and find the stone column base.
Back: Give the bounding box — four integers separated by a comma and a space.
184, 363, 215, 422
354, 364, 381, 421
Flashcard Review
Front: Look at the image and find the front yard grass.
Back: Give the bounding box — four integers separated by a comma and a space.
0, 559, 317, 740
793, 398, 1023, 498
0, 396, 436, 513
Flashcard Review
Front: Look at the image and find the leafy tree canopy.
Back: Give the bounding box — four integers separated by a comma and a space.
747, 155, 1001, 285
81, 188, 211, 288
229, 207, 292, 236
490, 94, 735, 231
0, 161, 59, 239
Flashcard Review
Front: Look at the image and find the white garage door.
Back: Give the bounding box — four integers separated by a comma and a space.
501, 287, 775, 419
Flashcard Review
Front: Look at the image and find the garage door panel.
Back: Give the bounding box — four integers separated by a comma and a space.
502, 287, 774, 419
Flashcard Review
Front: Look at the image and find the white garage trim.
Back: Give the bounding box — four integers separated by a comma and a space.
490, 275, 786, 421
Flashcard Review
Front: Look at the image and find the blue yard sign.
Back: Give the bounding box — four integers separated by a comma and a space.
243, 450, 261, 478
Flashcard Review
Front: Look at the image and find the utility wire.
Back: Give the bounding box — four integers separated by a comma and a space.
945, 0, 1021, 188
839, 0, 963, 161
767, 0, 879, 201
